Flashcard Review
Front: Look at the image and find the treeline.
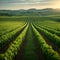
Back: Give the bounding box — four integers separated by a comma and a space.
0, 8, 60, 16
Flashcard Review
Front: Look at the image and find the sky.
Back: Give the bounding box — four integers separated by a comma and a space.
0, 0, 60, 10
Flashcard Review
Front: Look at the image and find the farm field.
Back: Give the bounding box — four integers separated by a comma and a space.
0, 16, 60, 60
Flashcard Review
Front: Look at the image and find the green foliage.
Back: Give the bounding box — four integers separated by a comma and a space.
0, 23, 27, 49
32, 24, 60, 60
34, 24, 60, 48
0, 16, 60, 60
22, 25, 38, 60
39, 25, 60, 36
0, 25, 28, 60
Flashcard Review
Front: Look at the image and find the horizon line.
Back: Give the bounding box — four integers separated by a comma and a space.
0, 8, 60, 10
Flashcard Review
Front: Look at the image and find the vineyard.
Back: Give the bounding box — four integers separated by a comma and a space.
0, 16, 60, 60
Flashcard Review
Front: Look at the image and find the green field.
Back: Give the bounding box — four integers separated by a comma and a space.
0, 16, 60, 60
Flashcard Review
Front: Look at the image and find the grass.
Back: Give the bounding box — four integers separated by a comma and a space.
0, 16, 60, 60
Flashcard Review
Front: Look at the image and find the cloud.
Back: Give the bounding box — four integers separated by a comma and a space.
0, 0, 51, 6
0, 0, 52, 3
0, 0, 60, 10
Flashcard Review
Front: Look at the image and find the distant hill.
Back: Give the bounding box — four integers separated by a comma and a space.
0, 8, 60, 16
